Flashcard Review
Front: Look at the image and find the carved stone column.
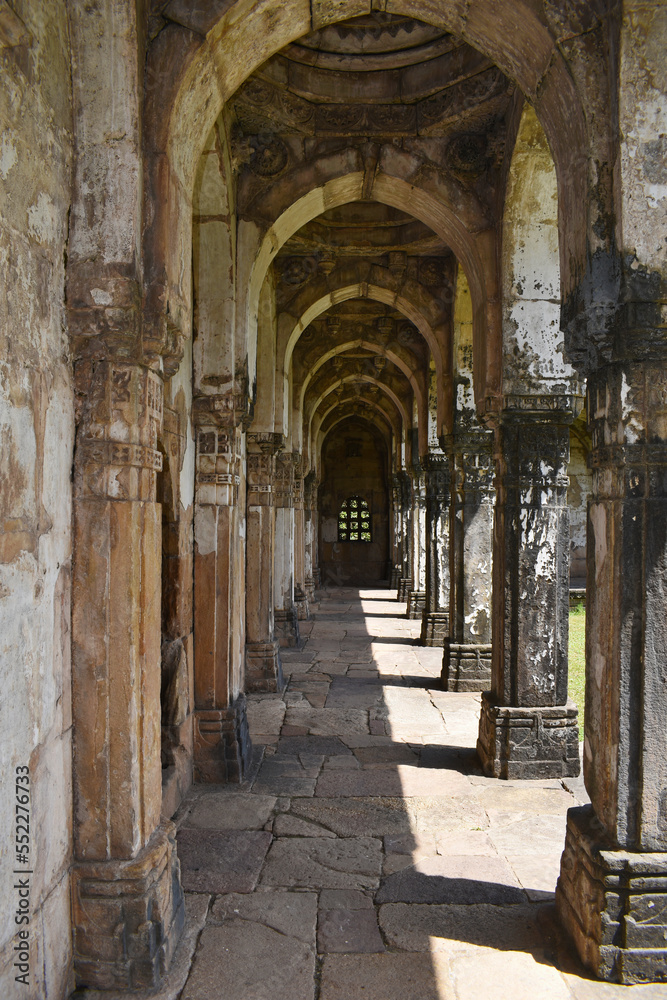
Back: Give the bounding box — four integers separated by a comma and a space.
390, 475, 402, 590
557, 359, 667, 982
420, 455, 451, 646
245, 432, 284, 692
477, 396, 580, 779
274, 452, 300, 646
442, 433, 494, 689
406, 465, 427, 618
396, 471, 413, 601
192, 394, 251, 783
293, 454, 310, 621
70, 361, 184, 988
304, 471, 319, 606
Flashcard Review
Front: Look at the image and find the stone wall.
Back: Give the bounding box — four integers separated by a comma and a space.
0, 1, 74, 995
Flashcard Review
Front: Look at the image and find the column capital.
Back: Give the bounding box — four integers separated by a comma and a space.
247, 431, 285, 455
74, 361, 163, 502
193, 388, 253, 430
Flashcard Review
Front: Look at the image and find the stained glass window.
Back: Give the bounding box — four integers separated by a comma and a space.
338, 496, 372, 542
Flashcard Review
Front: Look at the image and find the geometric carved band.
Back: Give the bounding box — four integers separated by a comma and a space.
197, 473, 241, 486
78, 439, 163, 471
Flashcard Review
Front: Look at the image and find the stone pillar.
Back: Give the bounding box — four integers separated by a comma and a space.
245, 433, 284, 692
274, 452, 300, 646
477, 396, 580, 779
71, 361, 184, 988
193, 396, 251, 783
389, 475, 402, 591
442, 434, 494, 689
557, 360, 667, 983
304, 471, 319, 606
406, 465, 427, 619
420, 456, 451, 646
396, 472, 413, 601
293, 455, 310, 620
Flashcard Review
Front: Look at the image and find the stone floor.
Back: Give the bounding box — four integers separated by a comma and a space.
77, 588, 667, 1000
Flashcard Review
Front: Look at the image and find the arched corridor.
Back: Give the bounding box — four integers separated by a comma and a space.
2, 1, 667, 996
87, 587, 604, 1000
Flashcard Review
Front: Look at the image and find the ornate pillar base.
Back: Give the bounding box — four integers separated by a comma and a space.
477, 694, 580, 779
294, 585, 310, 621
557, 805, 667, 985
406, 589, 426, 620
442, 641, 492, 691
397, 577, 412, 602
274, 606, 301, 647
71, 822, 185, 990
193, 695, 252, 783
420, 611, 449, 647
245, 640, 284, 693
390, 566, 401, 589
305, 575, 318, 605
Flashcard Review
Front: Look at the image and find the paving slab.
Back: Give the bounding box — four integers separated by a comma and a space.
177, 829, 272, 893
353, 744, 420, 765
182, 793, 277, 831
181, 920, 315, 1000
315, 764, 470, 798
284, 705, 369, 735
210, 890, 317, 945
247, 698, 286, 737
379, 902, 548, 953
319, 953, 450, 1000
319, 889, 374, 910
276, 735, 353, 757
376, 854, 525, 905
252, 755, 320, 797
449, 948, 571, 1000
317, 907, 385, 953
260, 836, 383, 889
273, 814, 337, 838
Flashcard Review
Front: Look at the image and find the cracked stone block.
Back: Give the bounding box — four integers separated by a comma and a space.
183, 793, 277, 831
317, 907, 385, 953
284, 706, 369, 736
376, 855, 525, 905
273, 814, 338, 838
253, 754, 321, 796
210, 891, 317, 946
260, 837, 383, 890
180, 920, 315, 1000
177, 830, 272, 893
247, 699, 286, 737
379, 902, 547, 953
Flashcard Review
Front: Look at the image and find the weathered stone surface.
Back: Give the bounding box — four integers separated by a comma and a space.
379, 902, 546, 953
317, 907, 385, 953
273, 814, 338, 838
183, 793, 277, 830
177, 830, 272, 893
277, 735, 353, 757
319, 953, 447, 1000
284, 705, 369, 735
376, 855, 525, 905
210, 891, 317, 945
247, 698, 287, 737
180, 921, 315, 1000
260, 837, 382, 889
253, 753, 321, 796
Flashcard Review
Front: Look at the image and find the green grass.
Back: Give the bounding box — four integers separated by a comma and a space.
568, 604, 586, 741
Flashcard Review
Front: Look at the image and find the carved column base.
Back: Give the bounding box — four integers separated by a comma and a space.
406, 589, 426, 620
245, 641, 284, 693
193, 695, 252, 783
72, 822, 185, 990
305, 575, 318, 606
420, 611, 449, 647
397, 578, 412, 602
294, 585, 310, 621
557, 805, 667, 984
442, 641, 492, 691
274, 606, 301, 647
390, 566, 401, 589
477, 694, 580, 779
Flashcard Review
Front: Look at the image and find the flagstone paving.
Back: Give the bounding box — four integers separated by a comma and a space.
76, 587, 667, 1000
